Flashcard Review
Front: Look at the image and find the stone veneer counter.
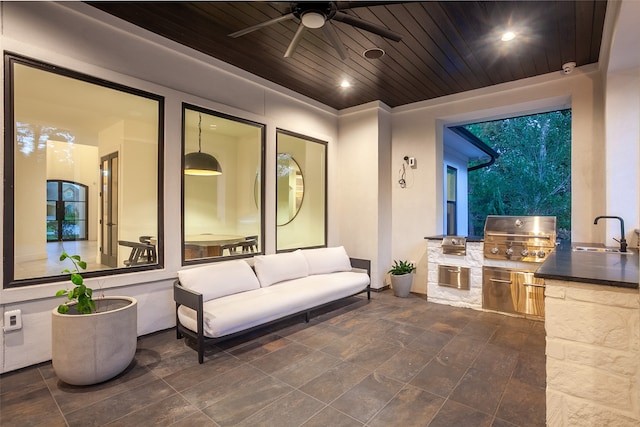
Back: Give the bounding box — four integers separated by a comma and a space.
424, 239, 484, 309
536, 246, 640, 426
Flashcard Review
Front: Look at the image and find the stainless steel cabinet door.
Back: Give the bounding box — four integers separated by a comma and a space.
482, 266, 518, 315
515, 272, 545, 319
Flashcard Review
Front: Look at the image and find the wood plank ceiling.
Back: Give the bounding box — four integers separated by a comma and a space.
89, 1, 607, 110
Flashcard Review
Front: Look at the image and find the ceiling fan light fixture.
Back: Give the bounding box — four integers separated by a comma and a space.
301, 11, 326, 29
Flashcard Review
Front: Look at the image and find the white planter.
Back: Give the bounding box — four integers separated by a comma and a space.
52, 296, 137, 386
391, 273, 413, 297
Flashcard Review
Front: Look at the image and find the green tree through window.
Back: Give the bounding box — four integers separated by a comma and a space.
465, 110, 571, 239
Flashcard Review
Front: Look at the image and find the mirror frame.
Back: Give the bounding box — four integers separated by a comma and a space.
275, 129, 327, 252
181, 103, 266, 265
3, 53, 165, 288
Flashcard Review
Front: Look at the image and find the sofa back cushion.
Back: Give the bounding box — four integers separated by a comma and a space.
178, 260, 260, 302
301, 246, 352, 275
254, 250, 309, 287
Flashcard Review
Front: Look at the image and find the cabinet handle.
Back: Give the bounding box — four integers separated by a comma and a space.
523, 283, 545, 288
486, 232, 551, 239
489, 278, 512, 284
447, 268, 461, 273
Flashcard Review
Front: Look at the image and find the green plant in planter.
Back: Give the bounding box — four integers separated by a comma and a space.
55, 252, 95, 314
388, 260, 416, 275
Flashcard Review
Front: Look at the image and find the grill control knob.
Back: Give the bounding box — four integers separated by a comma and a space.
505, 248, 514, 256
537, 250, 546, 258
521, 249, 529, 257
491, 247, 499, 254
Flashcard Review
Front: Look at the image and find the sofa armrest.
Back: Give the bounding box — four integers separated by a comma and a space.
174, 280, 206, 363
350, 257, 371, 277
174, 280, 203, 311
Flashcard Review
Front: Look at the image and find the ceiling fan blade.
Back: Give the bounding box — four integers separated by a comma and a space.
333, 11, 402, 42
322, 22, 349, 60
335, 1, 406, 10
284, 23, 307, 58
229, 13, 295, 38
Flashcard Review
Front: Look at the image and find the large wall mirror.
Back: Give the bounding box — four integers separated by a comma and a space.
277, 153, 304, 226
4, 55, 163, 288
276, 130, 326, 251
182, 104, 265, 263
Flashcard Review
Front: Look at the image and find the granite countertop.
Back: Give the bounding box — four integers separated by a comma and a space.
535, 243, 639, 289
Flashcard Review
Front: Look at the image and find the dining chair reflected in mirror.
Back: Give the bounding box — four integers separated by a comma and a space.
120, 238, 157, 266
239, 235, 259, 253
220, 243, 240, 256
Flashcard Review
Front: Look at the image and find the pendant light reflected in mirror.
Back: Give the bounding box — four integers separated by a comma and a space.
184, 113, 222, 176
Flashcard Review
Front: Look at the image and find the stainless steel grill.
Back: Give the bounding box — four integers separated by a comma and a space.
482, 215, 556, 320
442, 236, 466, 255
483, 215, 556, 262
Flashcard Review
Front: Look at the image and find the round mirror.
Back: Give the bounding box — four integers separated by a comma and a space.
254, 170, 261, 210
276, 153, 304, 226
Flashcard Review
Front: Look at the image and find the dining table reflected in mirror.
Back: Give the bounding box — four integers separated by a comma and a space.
183, 234, 245, 259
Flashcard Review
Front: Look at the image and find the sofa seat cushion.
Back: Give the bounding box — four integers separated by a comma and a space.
269, 271, 370, 310
177, 271, 369, 338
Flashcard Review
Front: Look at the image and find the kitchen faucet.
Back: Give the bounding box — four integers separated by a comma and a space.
594, 216, 627, 252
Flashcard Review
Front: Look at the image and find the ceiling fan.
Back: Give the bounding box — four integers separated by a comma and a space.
228, 2, 403, 60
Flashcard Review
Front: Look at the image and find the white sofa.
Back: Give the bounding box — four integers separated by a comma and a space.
174, 247, 371, 363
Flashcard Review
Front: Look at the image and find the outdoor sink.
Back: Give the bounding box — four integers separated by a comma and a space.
572, 246, 634, 255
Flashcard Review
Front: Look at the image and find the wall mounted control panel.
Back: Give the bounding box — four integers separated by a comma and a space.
3, 309, 22, 332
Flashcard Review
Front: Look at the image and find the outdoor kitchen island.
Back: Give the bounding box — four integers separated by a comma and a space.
534, 244, 640, 426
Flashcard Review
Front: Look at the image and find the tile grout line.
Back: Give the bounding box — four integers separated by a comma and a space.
38, 365, 70, 427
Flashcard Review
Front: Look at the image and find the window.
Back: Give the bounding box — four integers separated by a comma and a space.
182, 104, 264, 263
4, 55, 163, 287
276, 130, 327, 251
465, 110, 572, 237
446, 166, 457, 235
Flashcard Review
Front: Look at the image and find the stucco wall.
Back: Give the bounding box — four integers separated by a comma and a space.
337, 103, 392, 289
603, 68, 640, 248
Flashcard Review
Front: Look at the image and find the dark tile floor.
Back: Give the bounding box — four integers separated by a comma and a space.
0, 290, 546, 427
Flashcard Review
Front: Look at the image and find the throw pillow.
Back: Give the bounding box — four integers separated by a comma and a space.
177, 260, 260, 302
301, 246, 352, 275
254, 250, 309, 287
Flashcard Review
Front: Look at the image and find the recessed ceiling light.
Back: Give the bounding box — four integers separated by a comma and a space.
363, 48, 385, 60
340, 80, 351, 88
501, 31, 516, 42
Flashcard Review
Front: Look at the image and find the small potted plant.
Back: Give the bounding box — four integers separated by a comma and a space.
52, 252, 138, 386
388, 260, 416, 297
